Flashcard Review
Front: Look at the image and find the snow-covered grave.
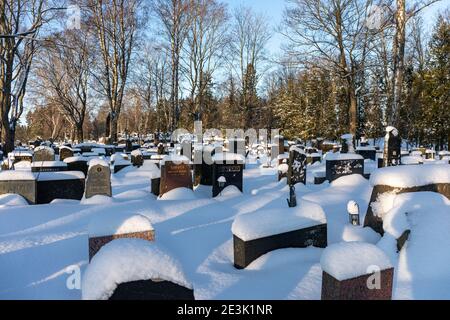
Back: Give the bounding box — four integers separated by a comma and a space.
356, 146, 377, 161
83, 239, 194, 300
321, 242, 394, 300
31, 161, 68, 173
8, 150, 33, 168
32, 146, 55, 163
212, 153, 245, 197
0, 170, 85, 205
88, 212, 154, 261
59, 146, 74, 162
63, 156, 89, 176
232, 200, 327, 269
130, 149, 144, 167
84, 159, 112, 199
364, 164, 450, 234
159, 155, 193, 197
111, 153, 132, 174
325, 153, 365, 182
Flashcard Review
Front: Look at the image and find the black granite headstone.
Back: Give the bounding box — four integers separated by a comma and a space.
287, 148, 307, 186
212, 157, 244, 197
383, 127, 401, 167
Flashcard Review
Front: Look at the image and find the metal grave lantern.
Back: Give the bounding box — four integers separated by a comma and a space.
347, 200, 360, 226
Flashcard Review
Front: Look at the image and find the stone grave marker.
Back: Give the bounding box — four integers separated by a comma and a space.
159, 156, 193, 196
383, 127, 401, 167
84, 160, 112, 199
287, 147, 307, 186
33, 146, 55, 162
59, 147, 74, 162
212, 154, 244, 197
325, 154, 364, 182
131, 150, 144, 167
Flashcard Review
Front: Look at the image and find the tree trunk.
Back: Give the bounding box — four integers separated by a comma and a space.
3, 120, 15, 154
76, 124, 84, 143
348, 83, 358, 136
110, 116, 118, 143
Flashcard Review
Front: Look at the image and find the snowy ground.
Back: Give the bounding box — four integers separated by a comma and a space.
0, 160, 449, 300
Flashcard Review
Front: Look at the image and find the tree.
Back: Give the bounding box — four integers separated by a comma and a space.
229, 6, 271, 129
34, 29, 92, 142
87, 0, 142, 143
0, 0, 58, 152
153, 0, 193, 131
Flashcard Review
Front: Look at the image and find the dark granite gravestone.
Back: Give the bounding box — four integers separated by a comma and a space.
85, 162, 112, 198
36, 172, 85, 204
151, 177, 161, 196
180, 141, 192, 159
212, 155, 244, 197
356, 147, 377, 161
59, 147, 74, 162
287, 147, 307, 186
159, 159, 193, 196
383, 127, 401, 167
64, 157, 89, 176
157, 143, 165, 155
321, 268, 394, 300
193, 145, 220, 186
33, 146, 55, 162
125, 140, 133, 153
325, 155, 364, 182
110, 280, 195, 300
233, 224, 327, 269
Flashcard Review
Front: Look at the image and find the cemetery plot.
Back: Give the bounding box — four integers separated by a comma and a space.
212, 153, 244, 197
325, 153, 364, 182
159, 155, 193, 197
85, 160, 112, 199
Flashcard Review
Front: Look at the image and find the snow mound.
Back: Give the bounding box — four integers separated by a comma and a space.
278, 163, 289, 174
232, 200, 326, 241
88, 212, 153, 238
330, 174, 367, 187
347, 200, 359, 215
218, 185, 242, 197
81, 195, 115, 205
82, 239, 192, 300
370, 164, 450, 188
0, 194, 29, 207
63, 156, 87, 163
158, 188, 196, 201
0, 171, 35, 181
321, 242, 393, 281
401, 156, 423, 165
161, 155, 190, 165
341, 225, 381, 244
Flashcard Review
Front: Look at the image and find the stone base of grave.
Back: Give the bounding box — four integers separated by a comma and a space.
114, 164, 131, 174
31, 165, 68, 173
314, 176, 327, 185
364, 183, 450, 234
234, 224, 327, 269
363, 173, 371, 180
356, 150, 377, 161
151, 178, 160, 196
109, 279, 194, 300
89, 230, 155, 261
36, 177, 85, 204
0, 180, 36, 204
321, 268, 394, 300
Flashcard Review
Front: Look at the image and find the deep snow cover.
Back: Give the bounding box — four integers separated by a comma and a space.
88, 212, 153, 237
370, 164, 450, 187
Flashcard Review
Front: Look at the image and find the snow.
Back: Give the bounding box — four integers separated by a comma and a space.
82, 239, 192, 300
63, 156, 87, 163
386, 126, 399, 137
0, 154, 449, 300
33, 146, 55, 156
325, 153, 364, 161
88, 212, 153, 238
278, 164, 289, 174
320, 242, 393, 281
401, 156, 423, 165
0, 171, 36, 181
232, 200, 326, 241
131, 149, 143, 157
161, 155, 190, 165
14, 161, 31, 170
370, 164, 450, 188
347, 200, 359, 215
88, 159, 109, 169
159, 188, 196, 201
0, 194, 29, 208
31, 161, 67, 168
35, 172, 85, 181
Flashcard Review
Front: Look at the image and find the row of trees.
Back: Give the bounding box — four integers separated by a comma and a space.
2, 0, 449, 152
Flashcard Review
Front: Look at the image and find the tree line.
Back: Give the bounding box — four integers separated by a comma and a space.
1, 0, 449, 153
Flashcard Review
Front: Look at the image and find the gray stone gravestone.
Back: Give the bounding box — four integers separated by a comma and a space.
59, 147, 74, 162
85, 160, 112, 199
33, 146, 55, 162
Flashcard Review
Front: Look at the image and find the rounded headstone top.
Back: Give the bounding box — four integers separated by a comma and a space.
88, 158, 110, 169
320, 242, 392, 281
88, 212, 153, 238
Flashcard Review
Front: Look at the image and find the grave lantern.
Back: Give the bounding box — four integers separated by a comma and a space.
218, 176, 226, 190
347, 200, 360, 226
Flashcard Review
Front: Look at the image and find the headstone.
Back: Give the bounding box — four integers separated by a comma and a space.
212, 154, 244, 197
340, 134, 355, 154
131, 150, 144, 167
0, 171, 37, 204
31, 161, 68, 173
356, 146, 377, 161
159, 156, 193, 196
85, 160, 112, 199
36, 172, 85, 204
125, 140, 133, 153
326, 154, 364, 182
157, 143, 165, 155
287, 147, 307, 186
59, 147, 74, 162
383, 127, 401, 167
33, 146, 55, 162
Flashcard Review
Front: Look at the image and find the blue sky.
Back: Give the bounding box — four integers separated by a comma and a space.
226, 0, 450, 56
